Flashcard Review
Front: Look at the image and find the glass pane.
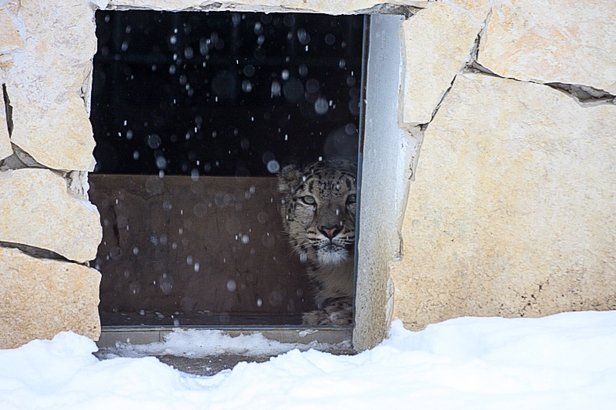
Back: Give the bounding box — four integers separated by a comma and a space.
90, 11, 364, 327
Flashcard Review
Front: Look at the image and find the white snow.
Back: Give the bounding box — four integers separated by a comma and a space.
2, 311, 616, 409
98, 328, 352, 358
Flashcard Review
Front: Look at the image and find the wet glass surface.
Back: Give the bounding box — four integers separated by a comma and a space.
90, 11, 363, 326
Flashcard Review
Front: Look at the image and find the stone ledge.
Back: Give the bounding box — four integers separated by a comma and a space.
105, 0, 429, 14
0, 247, 101, 349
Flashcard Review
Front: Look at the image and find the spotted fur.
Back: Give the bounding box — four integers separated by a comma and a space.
278, 159, 357, 325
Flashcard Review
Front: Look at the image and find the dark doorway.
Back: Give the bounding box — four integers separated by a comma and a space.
89, 10, 364, 327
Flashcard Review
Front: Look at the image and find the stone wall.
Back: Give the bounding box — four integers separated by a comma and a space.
0, 0, 102, 348
0, 0, 614, 349
391, 0, 616, 329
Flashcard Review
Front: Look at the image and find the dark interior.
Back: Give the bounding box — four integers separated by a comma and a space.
89, 10, 364, 326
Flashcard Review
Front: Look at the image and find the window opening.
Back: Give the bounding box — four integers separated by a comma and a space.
89, 11, 365, 328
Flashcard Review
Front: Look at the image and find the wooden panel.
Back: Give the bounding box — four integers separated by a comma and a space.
89, 175, 314, 325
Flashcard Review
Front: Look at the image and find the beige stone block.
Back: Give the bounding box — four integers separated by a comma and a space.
0, 169, 102, 263
400, 2, 486, 125
392, 73, 616, 329
0, 247, 101, 349
449, 0, 492, 22
0, 92, 11, 160
106, 0, 428, 13
479, 0, 616, 94
0, 53, 13, 72
2, 0, 21, 15
6, 0, 96, 171
0, 9, 24, 54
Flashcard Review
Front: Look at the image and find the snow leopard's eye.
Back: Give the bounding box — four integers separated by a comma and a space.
301, 195, 316, 205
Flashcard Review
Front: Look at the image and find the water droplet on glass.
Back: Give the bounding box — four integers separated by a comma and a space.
314, 97, 329, 115
242, 80, 253, 92
283, 14, 295, 27
297, 28, 310, 45
298, 64, 308, 77
254, 21, 263, 34
267, 159, 280, 173
257, 212, 269, 224
306, 78, 319, 93
170, 35, 177, 45
160, 280, 173, 295
281, 70, 289, 80
147, 134, 161, 149
156, 156, 167, 170
243, 64, 255, 77
271, 80, 281, 97
184, 46, 194, 59
227, 279, 237, 292
283, 78, 304, 102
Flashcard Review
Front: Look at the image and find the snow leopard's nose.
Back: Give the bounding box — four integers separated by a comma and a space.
319, 224, 343, 240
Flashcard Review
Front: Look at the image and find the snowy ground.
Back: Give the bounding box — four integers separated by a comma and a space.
2, 311, 616, 409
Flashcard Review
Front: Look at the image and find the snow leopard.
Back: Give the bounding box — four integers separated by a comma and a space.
278, 159, 357, 325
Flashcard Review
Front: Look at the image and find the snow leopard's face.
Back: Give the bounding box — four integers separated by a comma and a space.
278, 159, 357, 267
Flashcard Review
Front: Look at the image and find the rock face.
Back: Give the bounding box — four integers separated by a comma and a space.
392, 73, 616, 327
0, 169, 102, 263
4, 0, 97, 171
400, 1, 488, 125
479, 0, 616, 94
0, 247, 101, 349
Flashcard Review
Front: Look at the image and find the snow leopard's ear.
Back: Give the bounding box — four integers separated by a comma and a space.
278, 164, 302, 195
